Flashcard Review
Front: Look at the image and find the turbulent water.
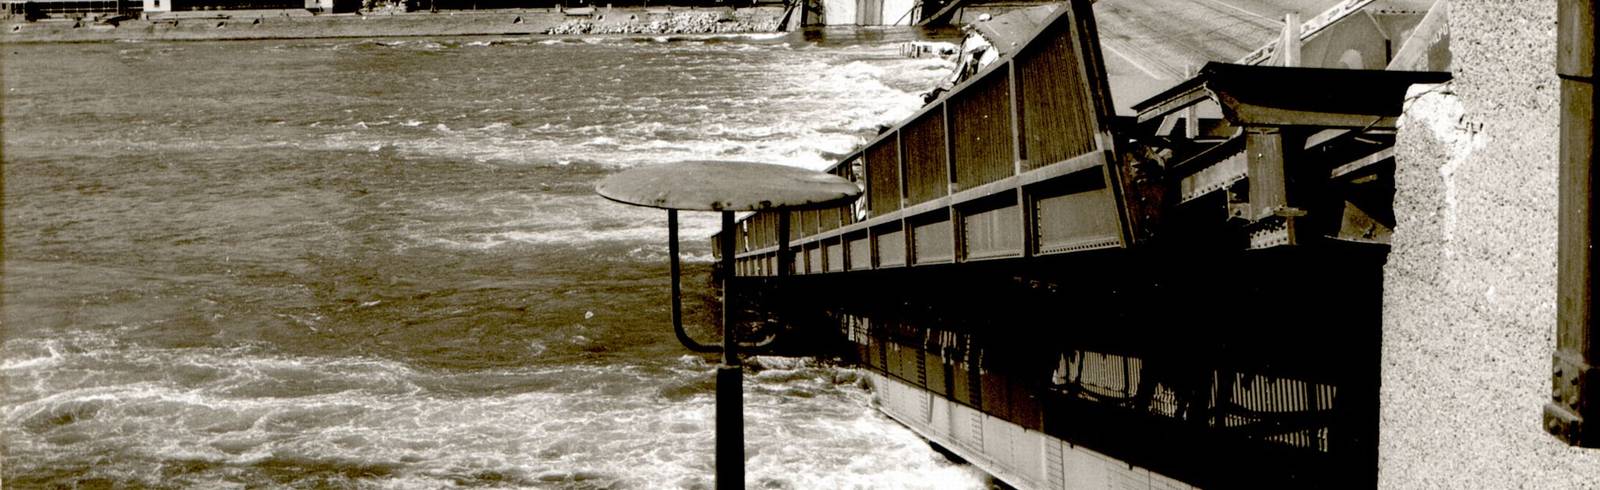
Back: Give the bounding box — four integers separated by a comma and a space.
1, 31, 987, 488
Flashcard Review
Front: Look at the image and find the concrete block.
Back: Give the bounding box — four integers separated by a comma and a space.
1381, 0, 1600, 487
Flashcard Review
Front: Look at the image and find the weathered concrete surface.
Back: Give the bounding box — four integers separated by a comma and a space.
1382, 0, 1600, 487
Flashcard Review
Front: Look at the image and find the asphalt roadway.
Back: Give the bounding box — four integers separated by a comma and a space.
1093, 0, 1354, 113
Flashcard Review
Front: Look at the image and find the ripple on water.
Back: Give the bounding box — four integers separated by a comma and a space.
3, 31, 978, 489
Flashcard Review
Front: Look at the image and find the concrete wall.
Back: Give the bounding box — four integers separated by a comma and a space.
818, 0, 854, 26
815, 0, 912, 26
1381, 0, 1600, 486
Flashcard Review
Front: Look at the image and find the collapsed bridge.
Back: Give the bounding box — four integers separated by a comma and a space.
711, 1, 1454, 487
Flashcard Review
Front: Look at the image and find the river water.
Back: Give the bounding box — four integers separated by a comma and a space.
1, 30, 987, 488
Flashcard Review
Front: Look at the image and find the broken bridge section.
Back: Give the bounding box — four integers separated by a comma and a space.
710, 1, 1453, 488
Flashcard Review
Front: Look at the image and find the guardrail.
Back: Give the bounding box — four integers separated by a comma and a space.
720, 0, 1130, 277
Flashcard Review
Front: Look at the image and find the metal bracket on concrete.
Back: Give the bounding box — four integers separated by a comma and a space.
1545, 0, 1595, 448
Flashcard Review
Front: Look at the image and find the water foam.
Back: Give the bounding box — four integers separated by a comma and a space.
3, 340, 985, 488
5, 31, 979, 488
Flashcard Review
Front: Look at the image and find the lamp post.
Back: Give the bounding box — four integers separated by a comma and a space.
596, 160, 861, 489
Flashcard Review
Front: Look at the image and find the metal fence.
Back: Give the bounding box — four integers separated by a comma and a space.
729, 0, 1125, 276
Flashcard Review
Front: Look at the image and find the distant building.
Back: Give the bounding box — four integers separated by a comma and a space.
4, 0, 137, 18
1, 0, 350, 17
137, 0, 353, 13
311, 0, 358, 13
138, 0, 298, 11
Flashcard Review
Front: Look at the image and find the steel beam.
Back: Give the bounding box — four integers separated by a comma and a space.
1545, 0, 1596, 447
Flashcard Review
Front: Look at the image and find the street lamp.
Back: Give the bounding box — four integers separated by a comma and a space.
596, 160, 861, 489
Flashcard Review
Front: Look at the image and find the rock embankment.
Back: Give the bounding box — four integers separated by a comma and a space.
544, 9, 780, 35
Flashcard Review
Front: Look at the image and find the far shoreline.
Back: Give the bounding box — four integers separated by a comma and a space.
1, 5, 788, 44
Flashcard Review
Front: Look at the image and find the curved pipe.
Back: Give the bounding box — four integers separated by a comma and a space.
668, 210, 779, 354
670, 209, 722, 353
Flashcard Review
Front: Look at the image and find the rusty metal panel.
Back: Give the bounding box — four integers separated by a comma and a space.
1246, 128, 1289, 219
951, 70, 1016, 189
806, 244, 822, 274
847, 232, 873, 270
886, 343, 904, 380
925, 350, 948, 396
868, 138, 903, 216
800, 209, 817, 238
952, 354, 978, 407
1016, 19, 1096, 169
867, 336, 886, 371
876, 225, 907, 267
826, 240, 845, 272
1179, 147, 1248, 203
911, 214, 955, 264
961, 199, 1024, 260
903, 109, 951, 205
1010, 381, 1043, 432
788, 249, 803, 275
981, 367, 1013, 422
788, 210, 804, 240
1004, 389, 1043, 438
755, 212, 770, 249
1030, 171, 1123, 255
899, 342, 922, 386
820, 206, 842, 232
746, 214, 762, 250
764, 212, 778, 248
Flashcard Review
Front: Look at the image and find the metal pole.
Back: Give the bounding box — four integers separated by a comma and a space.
716, 210, 744, 489
1279, 12, 1301, 67
670, 209, 683, 337
1545, 0, 1595, 447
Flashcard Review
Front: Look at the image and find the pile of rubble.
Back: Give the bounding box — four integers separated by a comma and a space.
544, 10, 778, 35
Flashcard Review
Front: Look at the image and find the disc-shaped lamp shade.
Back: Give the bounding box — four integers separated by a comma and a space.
595, 161, 861, 212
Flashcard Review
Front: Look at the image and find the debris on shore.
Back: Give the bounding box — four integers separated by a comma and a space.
544, 10, 778, 35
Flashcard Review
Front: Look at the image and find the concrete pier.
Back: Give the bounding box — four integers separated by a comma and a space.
1381, 0, 1600, 485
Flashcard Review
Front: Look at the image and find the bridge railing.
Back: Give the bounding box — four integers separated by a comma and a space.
724, 0, 1131, 277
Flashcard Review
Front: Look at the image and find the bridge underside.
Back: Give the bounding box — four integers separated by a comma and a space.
711, 1, 1453, 487
734, 242, 1384, 488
